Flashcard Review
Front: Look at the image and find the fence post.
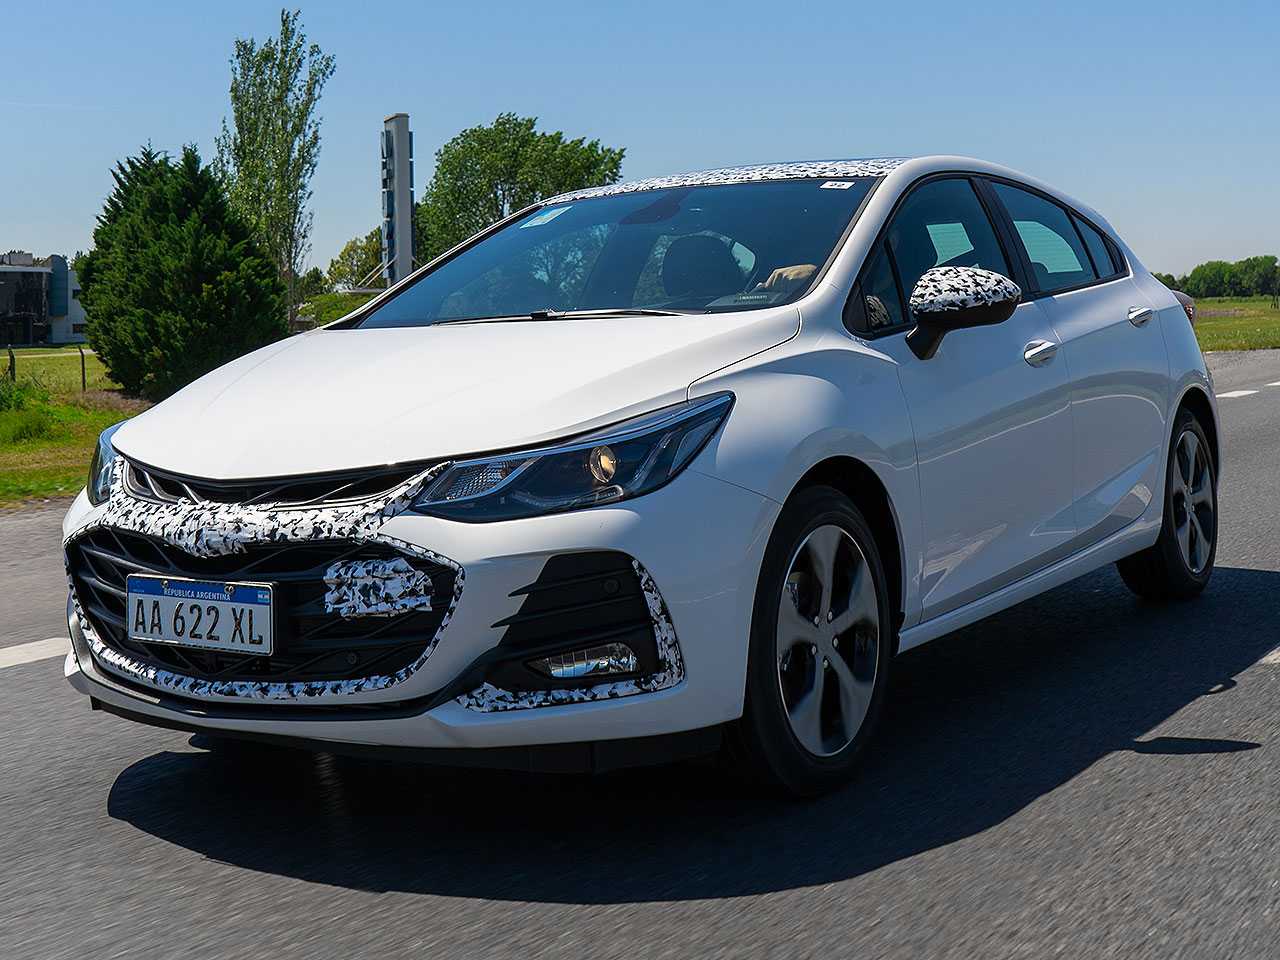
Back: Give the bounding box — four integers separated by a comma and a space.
79, 345, 87, 392
6, 345, 14, 382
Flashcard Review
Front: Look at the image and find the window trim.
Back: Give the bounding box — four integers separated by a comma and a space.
844, 172, 1018, 339
1070, 210, 1122, 282
978, 175, 1132, 301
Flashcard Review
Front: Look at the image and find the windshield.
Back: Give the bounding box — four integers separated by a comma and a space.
355, 178, 878, 328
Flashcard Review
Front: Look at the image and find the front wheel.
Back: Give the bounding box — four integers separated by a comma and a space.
727, 486, 893, 797
1116, 408, 1217, 600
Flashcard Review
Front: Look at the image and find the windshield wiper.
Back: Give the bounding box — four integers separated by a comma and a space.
432, 307, 697, 327
528, 308, 695, 320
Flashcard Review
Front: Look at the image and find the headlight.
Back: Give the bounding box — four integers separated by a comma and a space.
414, 393, 733, 522
87, 422, 125, 506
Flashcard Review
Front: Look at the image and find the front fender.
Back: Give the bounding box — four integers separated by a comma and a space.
688, 332, 924, 627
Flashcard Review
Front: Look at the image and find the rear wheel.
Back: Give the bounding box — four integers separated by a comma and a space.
1116, 408, 1217, 600
728, 486, 893, 797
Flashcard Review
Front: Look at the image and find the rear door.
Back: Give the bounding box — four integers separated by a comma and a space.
984, 180, 1170, 549
846, 176, 1076, 622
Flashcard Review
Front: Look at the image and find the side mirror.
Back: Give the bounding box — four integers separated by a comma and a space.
905, 266, 1022, 360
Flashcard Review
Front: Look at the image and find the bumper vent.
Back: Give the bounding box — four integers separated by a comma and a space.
482, 551, 658, 691
67, 527, 455, 684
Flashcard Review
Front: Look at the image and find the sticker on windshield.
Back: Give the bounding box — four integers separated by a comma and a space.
820, 181, 855, 190
520, 206, 572, 228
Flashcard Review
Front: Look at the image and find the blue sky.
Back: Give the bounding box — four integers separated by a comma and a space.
4, 0, 1277, 276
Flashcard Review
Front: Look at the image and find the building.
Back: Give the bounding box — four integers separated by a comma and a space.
0, 250, 88, 346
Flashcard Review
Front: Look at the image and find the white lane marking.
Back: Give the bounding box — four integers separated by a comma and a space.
1261, 647, 1280, 667
0, 637, 67, 670
1267, 381, 1280, 387
1216, 390, 1259, 398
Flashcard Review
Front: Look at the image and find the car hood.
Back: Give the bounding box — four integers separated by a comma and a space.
112, 309, 798, 479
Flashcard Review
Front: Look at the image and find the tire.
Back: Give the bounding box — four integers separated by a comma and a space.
1116, 407, 1217, 601
727, 485, 894, 797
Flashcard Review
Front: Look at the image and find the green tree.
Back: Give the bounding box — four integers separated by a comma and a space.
296, 265, 329, 301
1182, 260, 1233, 299
78, 146, 285, 401
1152, 272, 1178, 289
415, 113, 624, 263
326, 227, 383, 289
1233, 255, 1278, 298
215, 8, 335, 325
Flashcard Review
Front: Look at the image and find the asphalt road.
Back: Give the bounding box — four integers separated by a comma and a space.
3, 351, 1279, 959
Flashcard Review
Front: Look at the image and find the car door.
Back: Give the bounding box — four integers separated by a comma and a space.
985, 180, 1170, 549
846, 176, 1076, 623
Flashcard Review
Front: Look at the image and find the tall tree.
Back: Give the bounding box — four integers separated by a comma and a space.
326, 227, 383, 290
78, 146, 285, 401
215, 8, 335, 324
415, 113, 624, 263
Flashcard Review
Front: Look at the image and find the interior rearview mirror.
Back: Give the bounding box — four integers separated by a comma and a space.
905, 266, 1022, 360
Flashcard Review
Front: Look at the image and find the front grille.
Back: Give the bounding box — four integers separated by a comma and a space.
125, 459, 426, 508
67, 528, 455, 684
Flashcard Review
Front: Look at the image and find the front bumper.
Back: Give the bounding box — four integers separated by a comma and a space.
63, 468, 778, 751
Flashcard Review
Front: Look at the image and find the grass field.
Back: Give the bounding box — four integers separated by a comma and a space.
0, 351, 145, 507
6, 349, 116, 393
1193, 296, 1280, 351
0, 395, 144, 504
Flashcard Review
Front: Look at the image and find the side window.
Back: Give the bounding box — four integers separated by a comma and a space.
885, 178, 1010, 299
1072, 214, 1120, 280
847, 241, 906, 333
991, 183, 1097, 293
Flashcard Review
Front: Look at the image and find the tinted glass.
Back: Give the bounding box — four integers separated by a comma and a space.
886, 178, 1010, 299
992, 183, 1097, 292
356, 178, 876, 327
851, 241, 905, 332
1073, 214, 1119, 279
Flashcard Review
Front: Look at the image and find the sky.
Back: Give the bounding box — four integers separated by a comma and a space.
3, 0, 1277, 277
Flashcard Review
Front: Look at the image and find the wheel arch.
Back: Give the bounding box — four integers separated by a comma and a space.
789, 456, 906, 631
1175, 384, 1220, 477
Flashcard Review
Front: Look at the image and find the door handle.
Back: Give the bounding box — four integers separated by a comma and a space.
1128, 306, 1154, 327
1023, 339, 1058, 367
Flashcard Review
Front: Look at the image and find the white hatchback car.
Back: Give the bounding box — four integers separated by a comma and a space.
64, 156, 1219, 795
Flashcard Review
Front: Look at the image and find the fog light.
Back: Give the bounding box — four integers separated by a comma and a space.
531, 642, 638, 680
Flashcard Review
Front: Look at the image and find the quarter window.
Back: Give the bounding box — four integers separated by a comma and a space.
991, 183, 1097, 293
848, 241, 906, 333
1072, 214, 1120, 280
885, 178, 1010, 299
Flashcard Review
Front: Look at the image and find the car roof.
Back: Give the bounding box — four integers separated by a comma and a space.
544, 158, 911, 203
543, 155, 1121, 246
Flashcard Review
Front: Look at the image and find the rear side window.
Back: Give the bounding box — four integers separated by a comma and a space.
1072, 214, 1120, 280
886, 178, 1010, 298
991, 183, 1096, 293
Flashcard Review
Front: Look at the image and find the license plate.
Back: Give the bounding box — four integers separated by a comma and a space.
126, 575, 274, 655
